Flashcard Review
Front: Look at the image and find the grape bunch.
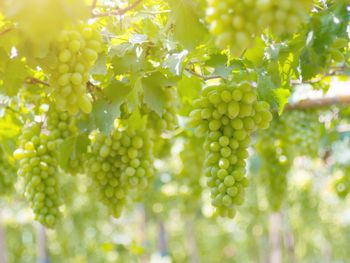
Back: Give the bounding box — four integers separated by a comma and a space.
46, 109, 84, 175
256, 116, 293, 211
88, 119, 154, 217
257, 0, 313, 36
177, 136, 205, 213
189, 83, 272, 217
47, 110, 77, 141
13, 123, 61, 227
284, 110, 321, 157
206, 0, 260, 54
0, 149, 17, 196
43, 25, 102, 115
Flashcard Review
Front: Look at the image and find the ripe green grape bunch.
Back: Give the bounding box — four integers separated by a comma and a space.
46, 109, 83, 175
284, 110, 321, 157
88, 119, 154, 217
189, 83, 272, 217
206, 0, 260, 54
43, 25, 102, 115
257, 0, 313, 36
0, 149, 17, 196
177, 136, 205, 213
13, 123, 61, 228
256, 117, 293, 211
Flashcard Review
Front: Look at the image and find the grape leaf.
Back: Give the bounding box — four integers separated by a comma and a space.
142, 72, 178, 117
205, 54, 233, 79
163, 50, 188, 76
167, 0, 207, 50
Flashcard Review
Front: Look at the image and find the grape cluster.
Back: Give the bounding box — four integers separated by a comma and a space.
257, 0, 312, 36
0, 150, 17, 196
284, 110, 321, 157
46, 110, 84, 175
47, 110, 77, 141
177, 136, 205, 213
189, 83, 272, 217
88, 120, 154, 217
256, 117, 293, 211
206, 0, 260, 54
13, 123, 61, 227
44, 25, 102, 115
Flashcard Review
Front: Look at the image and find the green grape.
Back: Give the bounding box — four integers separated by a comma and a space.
13, 122, 61, 228
284, 110, 321, 157
41, 25, 102, 115
206, 0, 261, 54
257, 0, 313, 36
256, 116, 293, 211
176, 135, 205, 213
88, 118, 154, 217
0, 149, 17, 197
46, 109, 84, 175
189, 83, 272, 218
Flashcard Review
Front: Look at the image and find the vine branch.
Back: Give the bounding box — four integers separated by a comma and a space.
285, 95, 350, 110
92, 0, 143, 17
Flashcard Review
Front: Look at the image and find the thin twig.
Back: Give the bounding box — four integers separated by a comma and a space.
91, 0, 98, 14
92, 0, 143, 17
25, 77, 50, 87
0, 27, 14, 37
185, 68, 222, 81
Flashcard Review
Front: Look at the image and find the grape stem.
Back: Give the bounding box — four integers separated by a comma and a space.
185, 68, 222, 81
0, 26, 14, 37
92, 0, 143, 17
25, 77, 50, 87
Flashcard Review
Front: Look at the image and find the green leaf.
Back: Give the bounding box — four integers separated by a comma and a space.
91, 54, 107, 76
109, 43, 134, 57
257, 74, 277, 107
273, 88, 291, 115
0, 57, 28, 96
167, 0, 207, 50
57, 137, 75, 169
142, 73, 167, 116
103, 79, 133, 104
300, 47, 324, 80
177, 75, 202, 116
205, 54, 233, 79
129, 34, 148, 45
163, 50, 188, 76
91, 99, 121, 135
